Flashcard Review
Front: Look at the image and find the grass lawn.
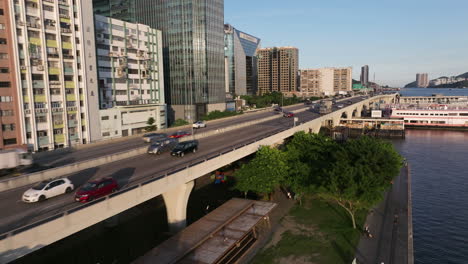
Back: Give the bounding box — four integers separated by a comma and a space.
251, 198, 367, 264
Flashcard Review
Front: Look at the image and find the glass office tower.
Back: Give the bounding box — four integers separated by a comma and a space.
94, 0, 226, 121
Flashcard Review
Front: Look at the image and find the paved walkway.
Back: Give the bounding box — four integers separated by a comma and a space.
355, 165, 413, 264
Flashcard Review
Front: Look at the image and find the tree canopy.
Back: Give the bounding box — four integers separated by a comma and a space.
233, 146, 288, 199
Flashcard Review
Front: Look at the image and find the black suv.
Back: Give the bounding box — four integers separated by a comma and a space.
171, 140, 199, 157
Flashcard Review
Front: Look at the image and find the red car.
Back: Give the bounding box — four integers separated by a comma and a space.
74, 178, 119, 202
283, 112, 295, 117
169, 131, 191, 138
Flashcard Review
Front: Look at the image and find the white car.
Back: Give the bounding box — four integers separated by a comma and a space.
192, 121, 207, 129
337, 104, 344, 108
22, 178, 74, 203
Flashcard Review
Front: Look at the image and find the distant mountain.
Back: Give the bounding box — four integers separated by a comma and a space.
457, 72, 468, 79
404, 81, 417, 88
431, 80, 468, 88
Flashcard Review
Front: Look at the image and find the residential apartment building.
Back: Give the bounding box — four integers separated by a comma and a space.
93, 0, 226, 122
94, 15, 166, 138
360, 65, 369, 87
257, 47, 298, 95
299, 67, 352, 97
416, 73, 429, 88
224, 24, 261, 97
9, 0, 100, 151
0, 0, 22, 149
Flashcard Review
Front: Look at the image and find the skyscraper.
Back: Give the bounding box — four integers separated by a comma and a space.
224, 24, 261, 96
416, 73, 429, 88
93, 0, 226, 122
257, 47, 299, 95
360, 65, 369, 87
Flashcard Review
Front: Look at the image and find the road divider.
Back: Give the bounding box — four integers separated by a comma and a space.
0, 107, 310, 192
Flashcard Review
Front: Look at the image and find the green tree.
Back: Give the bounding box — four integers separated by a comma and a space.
318, 136, 403, 228
234, 146, 289, 199
145, 117, 156, 132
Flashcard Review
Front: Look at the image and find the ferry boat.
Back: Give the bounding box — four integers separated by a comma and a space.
390, 105, 468, 128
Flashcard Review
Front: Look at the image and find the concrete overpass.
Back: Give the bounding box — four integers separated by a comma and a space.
0, 94, 396, 263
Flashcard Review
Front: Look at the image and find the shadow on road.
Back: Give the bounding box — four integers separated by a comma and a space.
68, 167, 100, 188
109, 168, 136, 189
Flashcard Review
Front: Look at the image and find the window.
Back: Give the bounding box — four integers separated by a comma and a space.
0, 9, 3, 15
2, 124, 15, 131
35, 116, 47, 123
0, 96, 12, 102
0, 38, 6, 44
0, 53, 8, 59
0, 68, 9, 73
3, 138, 17, 145
102, 132, 110, 137
0, 110, 13, 116
0, 82, 10, 88
0, 24, 5, 30
101, 116, 109, 120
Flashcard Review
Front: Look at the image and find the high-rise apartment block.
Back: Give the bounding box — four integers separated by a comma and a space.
224, 24, 261, 97
416, 73, 429, 88
299, 67, 352, 97
94, 15, 166, 138
8, 0, 100, 151
257, 47, 298, 95
0, 0, 22, 149
360, 65, 369, 86
93, 0, 226, 122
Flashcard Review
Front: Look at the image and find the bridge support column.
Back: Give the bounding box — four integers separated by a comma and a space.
309, 124, 321, 134
162, 180, 194, 233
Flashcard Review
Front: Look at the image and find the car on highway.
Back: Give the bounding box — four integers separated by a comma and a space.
142, 133, 167, 143
192, 121, 207, 129
75, 177, 119, 202
346, 100, 353, 105
171, 140, 199, 157
147, 138, 178, 155
22, 178, 74, 203
337, 104, 344, 108
169, 131, 191, 139
283, 112, 295, 117
274, 107, 282, 112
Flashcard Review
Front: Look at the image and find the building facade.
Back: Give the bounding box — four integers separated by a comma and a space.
93, 0, 226, 122
94, 15, 166, 139
0, 0, 22, 149
299, 67, 352, 97
360, 65, 369, 87
224, 24, 261, 97
416, 73, 429, 88
8, 0, 100, 151
257, 47, 298, 95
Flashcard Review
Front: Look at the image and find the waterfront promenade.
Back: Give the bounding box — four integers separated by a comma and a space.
355, 164, 414, 264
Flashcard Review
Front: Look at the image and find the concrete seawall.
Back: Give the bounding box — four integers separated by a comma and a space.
407, 164, 414, 264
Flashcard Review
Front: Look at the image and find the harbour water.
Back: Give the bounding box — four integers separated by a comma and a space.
392, 88, 468, 264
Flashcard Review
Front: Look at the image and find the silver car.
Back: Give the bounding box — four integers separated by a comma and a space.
147, 138, 178, 155
142, 133, 167, 143
192, 121, 207, 129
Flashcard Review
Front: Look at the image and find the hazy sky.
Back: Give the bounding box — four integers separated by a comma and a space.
225, 0, 468, 87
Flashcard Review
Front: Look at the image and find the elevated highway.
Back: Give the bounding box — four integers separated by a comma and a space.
0, 94, 397, 263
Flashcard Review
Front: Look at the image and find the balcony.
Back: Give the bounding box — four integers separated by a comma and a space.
54, 120, 65, 129
32, 80, 44, 88
62, 42, 72, 50
33, 95, 46, 102
54, 134, 65, 143
81, 119, 86, 126
46, 39, 58, 48
25, 123, 31, 132
29, 37, 41, 46
64, 67, 73, 75
48, 67, 60, 75
38, 136, 49, 146
65, 81, 75, 88
23, 95, 30, 102
68, 120, 77, 127
69, 134, 79, 142
66, 94, 76, 101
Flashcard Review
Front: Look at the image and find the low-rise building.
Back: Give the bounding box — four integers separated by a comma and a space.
299, 67, 352, 97
94, 15, 166, 139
